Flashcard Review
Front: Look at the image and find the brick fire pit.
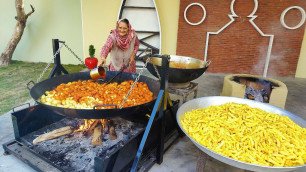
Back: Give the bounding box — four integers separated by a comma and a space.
221, 74, 288, 109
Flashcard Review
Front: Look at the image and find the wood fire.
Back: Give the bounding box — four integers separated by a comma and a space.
33, 119, 117, 146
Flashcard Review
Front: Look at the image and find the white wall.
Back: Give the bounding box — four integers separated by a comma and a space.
0, 0, 84, 65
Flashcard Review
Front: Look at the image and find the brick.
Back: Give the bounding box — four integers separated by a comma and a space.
176, 0, 306, 77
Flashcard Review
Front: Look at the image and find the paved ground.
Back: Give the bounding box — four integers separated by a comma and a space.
0, 71, 305, 172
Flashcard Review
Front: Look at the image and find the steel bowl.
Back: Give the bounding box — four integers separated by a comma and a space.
176, 96, 306, 172
144, 55, 210, 84
90, 66, 106, 80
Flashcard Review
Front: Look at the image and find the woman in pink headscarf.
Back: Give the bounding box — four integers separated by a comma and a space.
98, 18, 139, 73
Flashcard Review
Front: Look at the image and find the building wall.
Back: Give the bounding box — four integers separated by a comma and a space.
177, 0, 306, 77
296, 28, 306, 78
81, 0, 121, 65
155, 0, 180, 55
1, 0, 305, 78
0, 0, 84, 65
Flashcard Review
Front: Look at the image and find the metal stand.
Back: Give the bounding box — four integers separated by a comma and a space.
48, 39, 68, 78
131, 54, 174, 172
168, 82, 199, 103
196, 150, 208, 172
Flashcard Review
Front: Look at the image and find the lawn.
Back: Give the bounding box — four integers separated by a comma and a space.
0, 60, 85, 115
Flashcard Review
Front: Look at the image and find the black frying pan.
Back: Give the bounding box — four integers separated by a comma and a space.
28, 71, 160, 119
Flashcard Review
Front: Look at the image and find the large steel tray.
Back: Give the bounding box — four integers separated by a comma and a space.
176, 96, 306, 172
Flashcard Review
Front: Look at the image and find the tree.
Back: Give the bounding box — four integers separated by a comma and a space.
0, 0, 35, 66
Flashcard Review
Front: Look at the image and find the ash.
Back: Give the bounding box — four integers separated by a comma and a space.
22, 117, 144, 172
244, 87, 269, 103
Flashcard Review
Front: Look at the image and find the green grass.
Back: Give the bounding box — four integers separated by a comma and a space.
0, 60, 85, 115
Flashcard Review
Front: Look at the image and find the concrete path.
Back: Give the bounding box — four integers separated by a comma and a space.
0, 100, 36, 172
0, 73, 305, 172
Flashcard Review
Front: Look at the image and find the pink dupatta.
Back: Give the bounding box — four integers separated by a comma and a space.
110, 19, 136, 50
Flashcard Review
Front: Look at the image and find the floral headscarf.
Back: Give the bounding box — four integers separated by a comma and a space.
110, 18, 136, 50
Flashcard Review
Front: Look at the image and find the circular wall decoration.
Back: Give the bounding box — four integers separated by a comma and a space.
184, 3, 206, 26
280, 6, 306, 30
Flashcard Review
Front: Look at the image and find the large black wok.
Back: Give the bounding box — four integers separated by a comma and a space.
29, 71, 160, 119
144, 55, 210, 83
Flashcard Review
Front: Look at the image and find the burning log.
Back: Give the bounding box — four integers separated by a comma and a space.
102, 119, 109, 132
73, 119, 116, 145
91, 124, 103, 145
88, 120, 99, 131
109, 122, 117, 140
84, 120, 99, 137
33, 126, 72, 144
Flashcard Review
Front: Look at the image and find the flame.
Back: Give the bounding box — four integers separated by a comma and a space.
74, 119, 106, 132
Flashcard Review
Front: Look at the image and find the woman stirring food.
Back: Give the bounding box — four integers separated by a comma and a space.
98, 18, 139, 73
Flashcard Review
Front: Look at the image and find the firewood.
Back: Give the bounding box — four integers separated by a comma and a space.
33, 126, 72, 144
91, 124, 103, 145
102, 119, 109, 132
84, 120, 99, 137
88, 120, 99, 131
109, 124, 117, 140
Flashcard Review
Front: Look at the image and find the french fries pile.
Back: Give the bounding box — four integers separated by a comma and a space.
40, 80, 153, 109
180, 103, 306, 167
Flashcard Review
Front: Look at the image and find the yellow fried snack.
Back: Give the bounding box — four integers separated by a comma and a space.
180, 103, 306, 167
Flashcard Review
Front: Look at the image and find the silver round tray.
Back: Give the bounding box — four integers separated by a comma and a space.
176, 96, 306, 172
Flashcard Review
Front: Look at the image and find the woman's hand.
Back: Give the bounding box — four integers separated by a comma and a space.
98, 56, 106, 67
129, 54, 135, 65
